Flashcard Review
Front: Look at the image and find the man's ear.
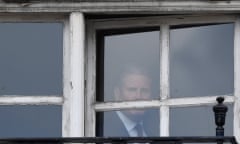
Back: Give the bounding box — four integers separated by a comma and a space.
114, 87, 121, 101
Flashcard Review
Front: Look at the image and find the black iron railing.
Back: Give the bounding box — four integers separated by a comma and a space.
0, 136, 236, 144
0, 97, 237, 144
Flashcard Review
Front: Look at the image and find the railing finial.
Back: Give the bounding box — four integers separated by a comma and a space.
213, 97, 228, 137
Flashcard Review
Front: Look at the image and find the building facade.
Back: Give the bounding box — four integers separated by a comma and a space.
0, 0, 239, 143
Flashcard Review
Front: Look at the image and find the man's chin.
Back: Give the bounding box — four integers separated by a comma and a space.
125, 110, 145, 122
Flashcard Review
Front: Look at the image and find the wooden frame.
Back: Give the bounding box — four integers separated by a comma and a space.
234, 16, 240, 143
2, 1, 240, 13
86, 14, 239, 141
62, 12, 86, 137
0, 12, 86, 137
0, 6, 240, 142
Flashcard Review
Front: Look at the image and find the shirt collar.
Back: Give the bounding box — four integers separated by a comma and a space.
116, 111, 140, 132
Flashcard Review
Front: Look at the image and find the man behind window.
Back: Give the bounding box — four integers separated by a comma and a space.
100, 64, 159, 137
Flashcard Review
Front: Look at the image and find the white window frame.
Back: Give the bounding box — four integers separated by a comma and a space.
86, 14, 240, 142
1, 11, 240, 142
63, 12, 85, 137
0, 12, 85, 138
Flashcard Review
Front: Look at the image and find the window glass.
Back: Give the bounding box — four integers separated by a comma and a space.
99, 29, 160, 102
0, 23, 63, 95
96, 109, 160, 137
0, 105, 62, 138
170, 23, 234, 98
170, 105, 233, 136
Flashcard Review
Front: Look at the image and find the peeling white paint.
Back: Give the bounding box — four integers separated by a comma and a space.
234, 17, 240, 143
69, 12, 85, 137
1, 1, 240, 13
0, 96, 63, 105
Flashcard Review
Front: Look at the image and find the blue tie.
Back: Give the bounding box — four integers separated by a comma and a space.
135, 123, 143, 137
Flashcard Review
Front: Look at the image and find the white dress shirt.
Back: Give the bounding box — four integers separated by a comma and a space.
116, 111, 147, 137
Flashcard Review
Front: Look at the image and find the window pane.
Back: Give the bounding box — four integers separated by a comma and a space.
170, 23, 234, 98
99, 29, 160, 102
96, 109, 160, 137
0, 105, 62, 137
170, 105, 233, 136
0, 23, 63, 95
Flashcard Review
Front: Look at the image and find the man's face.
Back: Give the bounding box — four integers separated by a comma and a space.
115, 73, 151, 121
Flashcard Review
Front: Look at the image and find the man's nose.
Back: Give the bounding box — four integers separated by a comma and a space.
136, 89, 142, 98
136, 89, 147, 99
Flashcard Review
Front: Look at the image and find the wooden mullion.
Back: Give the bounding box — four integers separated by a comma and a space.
160, 24, 170, 136
234, 17, 240, 143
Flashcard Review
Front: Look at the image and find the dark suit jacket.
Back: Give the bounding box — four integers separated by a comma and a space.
97, 111, 159, 137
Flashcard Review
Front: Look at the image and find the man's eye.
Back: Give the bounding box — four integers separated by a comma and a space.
142, 88, 150, 93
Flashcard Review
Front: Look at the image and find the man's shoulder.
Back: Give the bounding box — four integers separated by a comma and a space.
103, 111, 128, 137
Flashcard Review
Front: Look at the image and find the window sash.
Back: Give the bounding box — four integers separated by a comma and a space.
86, 14, 239, 139
0, 13, 67, 136
234, 17, 240, 143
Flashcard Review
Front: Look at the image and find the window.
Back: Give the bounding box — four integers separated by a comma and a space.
0, 14, 64, 137
170, 23, 234, 98
0, 23, 63, 96
86, 15, 239, 139
0, 12, 86, 138
96, 28, 160, 136
0, 10, 239, 143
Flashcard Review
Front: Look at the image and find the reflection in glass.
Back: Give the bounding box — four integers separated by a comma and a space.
170, 105, 233, 136
0, 23, 63, 95
96, 109, 159, 137
102, 30, 160, 102
0, 105, 62, 138
170, 23, 234, 97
